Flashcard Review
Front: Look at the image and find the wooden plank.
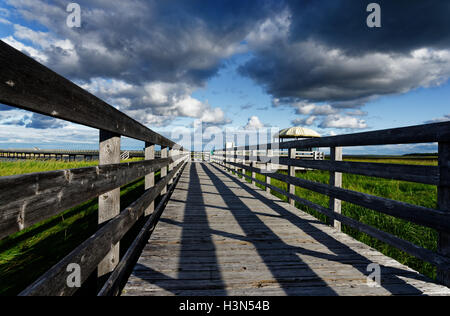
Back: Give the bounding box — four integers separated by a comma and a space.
266, 150, 272, 194
19, 161, 185, 296
0, 41, 177, 148
98, 130, 121, 279
288, 148, 296, 206
145, 142, 155, 216
0, 156, 184, 240
226, 161, 450, 233
437, 142, 450, 287
329, 147, 342, 230
161, 148, 168, 195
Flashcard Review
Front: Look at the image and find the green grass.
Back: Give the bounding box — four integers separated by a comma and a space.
242, 158, 439, 280
0, 158, 144, 177
0, 158, 153, 296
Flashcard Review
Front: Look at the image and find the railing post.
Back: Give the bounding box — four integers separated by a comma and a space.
252, 149, 257, 186
161, 147, 168, 195
145, 142, 155, 216
233, 147, 237, 173
328, 147, 343, 231
98, 130, 121, 281
168, 147, 174, 185
288, 148, 296, 206
266, 149, 272, 194
437, 142, 450, 287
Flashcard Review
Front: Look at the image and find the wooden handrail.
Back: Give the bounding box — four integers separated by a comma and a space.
0, 155, 186, 239
212, 122, 450, 287
224, 121, 450, 151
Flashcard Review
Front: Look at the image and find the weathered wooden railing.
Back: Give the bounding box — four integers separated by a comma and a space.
0, 41, 189, 295
212, 122, 450, 287
0, 149, 147, 161
191, 151, 212, 162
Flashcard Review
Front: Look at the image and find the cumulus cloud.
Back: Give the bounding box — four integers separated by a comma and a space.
292, 116, 317, 126
241, 41, 450, 105
238, 1, 450, 129
319, 115, 367, 129
244, 116, 265, 130
79, 78, 230, 126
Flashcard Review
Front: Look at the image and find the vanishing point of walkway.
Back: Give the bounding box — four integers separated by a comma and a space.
123, 162, 450, 296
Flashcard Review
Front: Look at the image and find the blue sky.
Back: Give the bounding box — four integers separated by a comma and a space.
0, 1, 449, 153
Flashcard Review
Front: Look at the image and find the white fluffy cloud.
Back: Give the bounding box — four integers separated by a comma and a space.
319, 115, 367, 129
244, 116, 265, 130
79, 78, 230, 126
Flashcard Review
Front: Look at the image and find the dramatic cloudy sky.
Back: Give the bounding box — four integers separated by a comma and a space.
0, 0, 449, 153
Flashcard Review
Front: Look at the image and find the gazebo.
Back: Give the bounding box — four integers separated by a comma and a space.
275, 126, 321, 141
274, 126, 324, 160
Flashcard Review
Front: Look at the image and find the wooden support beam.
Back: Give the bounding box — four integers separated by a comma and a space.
266, 149, 272, 194
288, 148, 296, 206
252, 150, 257, 186
438, 142, 450, 287
145, 142, 155, 216
328, 147, 343, 231
161, 147, 168, 195
98, 130, 121, 281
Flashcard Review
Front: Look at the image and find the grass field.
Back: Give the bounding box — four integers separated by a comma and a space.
239, 157, 439, 280
0, 156, 441, 295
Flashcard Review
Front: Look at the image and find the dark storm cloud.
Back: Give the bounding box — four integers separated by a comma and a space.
286, 0, 450, 54
9, 0, 280, 86
239, 1, 450, 107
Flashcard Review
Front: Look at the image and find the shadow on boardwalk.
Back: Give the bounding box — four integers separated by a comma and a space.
126, 162, 443, 296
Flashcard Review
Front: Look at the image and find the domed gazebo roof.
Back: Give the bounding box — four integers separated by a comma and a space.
276, 126, 321, 139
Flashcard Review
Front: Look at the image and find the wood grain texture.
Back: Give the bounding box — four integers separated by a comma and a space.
0, 156, 185, 240
98, 130, 121, 278
145, 143, 155, 216
122, 162, 450, 296
438, 142, 450, 287
0, 41, 177, 149
329, 147, 342, 231
19, 161, 185, 296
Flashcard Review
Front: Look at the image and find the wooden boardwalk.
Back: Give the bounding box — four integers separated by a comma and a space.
123, 162, 450, 296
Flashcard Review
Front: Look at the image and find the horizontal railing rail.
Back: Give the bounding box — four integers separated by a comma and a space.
0, 41, 190, 296
212, 121, 450, 287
